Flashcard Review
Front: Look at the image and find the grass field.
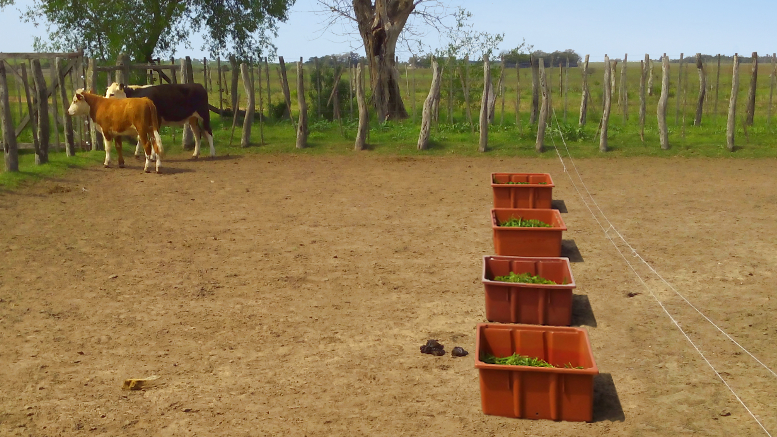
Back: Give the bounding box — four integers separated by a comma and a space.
2, 56, 776, 188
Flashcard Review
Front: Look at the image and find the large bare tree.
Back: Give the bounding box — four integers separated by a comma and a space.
319, 0, 442, 121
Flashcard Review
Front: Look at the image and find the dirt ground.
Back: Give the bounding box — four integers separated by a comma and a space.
1, 153, 776, 436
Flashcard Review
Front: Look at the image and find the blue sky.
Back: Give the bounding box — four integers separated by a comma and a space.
0, 0, 775, 62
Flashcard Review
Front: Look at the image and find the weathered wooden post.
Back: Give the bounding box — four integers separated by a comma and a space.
714, 54, 721, 121
216, 57, 223, 113
314, 57, 321, 119
264, 57, 271, 114
48, 57, 61, 151
727, 54, 740, 152
658, 54, 670, 150
639, 55, 648, 142
20, 64, 40, 154
479, 54, 490, 152
610, 60, 617, 101
296, 58, 308, 149
87, 57, 103, 151
115, 53, 128, 85
695, 53, 706, 126
278, 56, 294, 124
600, 55, 611, 153
418, 59, 442, 151
769, 54, 776, 127
349, 63, 354, 120
620, 53, 628, 122
203, 57, 209, 94
579, 54, 590, 125
182, 56, 195, 151
56, 57, 75, 155
515, 63, 521, 130
459, 55, 473, 132
31, 59, 49, 164
564, 57, 569, 123
256, 61, 264, 144
530, 54, 539, 124
0, 61, 19, 172
648, 58, 655, 96
675, 53, 683, 125
229, 55, 239, 113
240, 63, 254, 148
354, 64, 368, 151
499, 55, 506, 125
536, 58, 548, 153
412, 55, 417, 121
170, 57, 177, 84
745, 52, 757, 126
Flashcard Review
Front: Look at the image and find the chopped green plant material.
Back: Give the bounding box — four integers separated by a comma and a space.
481, 353, 583, 369
492, 178, 549, 185
493, 271, 556, 284
499, 216, 553, 227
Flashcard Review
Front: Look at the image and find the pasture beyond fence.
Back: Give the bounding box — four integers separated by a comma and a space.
2, 50, 777, 173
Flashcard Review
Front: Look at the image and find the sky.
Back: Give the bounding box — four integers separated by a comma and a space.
0, 0, 775, 62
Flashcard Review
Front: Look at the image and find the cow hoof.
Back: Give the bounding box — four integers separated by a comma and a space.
191, 155, 199, 160
134, 155, 142, 160
144, 169, 151, 173
119, 164, 125, 168
104, 164, 110, 168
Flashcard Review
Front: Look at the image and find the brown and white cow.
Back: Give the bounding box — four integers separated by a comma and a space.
105, 82, 215, 159
68, 89, 164, 173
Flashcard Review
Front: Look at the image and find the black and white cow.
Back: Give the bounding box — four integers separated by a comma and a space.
105, 82, 215, 159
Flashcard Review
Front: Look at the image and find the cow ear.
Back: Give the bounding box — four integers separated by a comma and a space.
76, 93, 83, 100
119, 83, 125, 91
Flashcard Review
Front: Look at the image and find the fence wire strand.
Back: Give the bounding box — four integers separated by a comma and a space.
547, 107, 774, 437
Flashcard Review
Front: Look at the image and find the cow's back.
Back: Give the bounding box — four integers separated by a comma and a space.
126, 84, 208, 123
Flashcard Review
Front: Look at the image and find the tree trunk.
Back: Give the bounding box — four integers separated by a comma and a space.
727, 54, 740, 152
639, 55, 647, 142
695, 53, 706, 126
0, 61, 19, 172
296, 59, 308, 149
530, 54, 539, 124
31, 60, 49, 164
745, 52, 758, 125
240, 63, 254, 148
658, 54, 670, 150
536, 58, 548, 153
354, 64, 369, 151
479, 54, 490, 153
352, 0, 412, 121
600, 55, 611, 153
579, 55, 590, 126
418, 59, 442, 151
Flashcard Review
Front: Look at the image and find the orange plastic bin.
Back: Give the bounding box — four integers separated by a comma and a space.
475, 323, 599, 422
482, 256, 575, 325
491, 173, 554, 209
491, 208, 567, 257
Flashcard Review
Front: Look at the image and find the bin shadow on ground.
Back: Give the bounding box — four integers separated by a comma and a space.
571, 294, 597, 327
593, 373, 626, 422
561, 239, 583, 262
551, 199, 568, 213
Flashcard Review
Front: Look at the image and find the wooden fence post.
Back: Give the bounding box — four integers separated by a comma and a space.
216, 57, 223, 113
675, 53, 683, 125
695, 53, 706, 126
203, 57, 209, 94
229, 55, 239, 112
278, 56, 294, 126
500, 55, 506, 125
769, 54, 776, 127
648, 58, 654, 96
296, 58, 308, 149
264, 57, 271, 114
257, 61, 265, 144
600, 55, 611, 152
87, 57, 103, 151
14, 61, 23, 119
530, 54, 539, 125
479, 54, 490, 152
55, 57, 75, 155
564, 57, 569, 123
459, 55, 473, 132
745, 52, 758, 126
714, 54, 721, 122
536, 58, 548, 153
31, 59, 49, 164
48, 57, 61, 151
411, 55, 417, 121
20, 64, 40, 154
355, 64, 368, 150
515, 62, 521, 130
727, 54, 740, 152
314, 57, 321, 119
658, 54, 670, 150
182, 57, 195, 150
418, 58, 442, 151
640, 55, 648, 142
170, 57, 177, 84
579, 54, 590, 126
240, 63, 254, 148
620, 53, 628, 122
116, 53, 128, 85
0, 61, 19, 172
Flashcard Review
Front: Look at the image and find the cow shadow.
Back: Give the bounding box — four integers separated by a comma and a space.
593, 374, 626, 422
551, 199, 568, 213
561, 239, 583, 262
162, 153, 243, 163
571, 294, 597, 327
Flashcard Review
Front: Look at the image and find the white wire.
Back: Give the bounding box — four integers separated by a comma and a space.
546, 109, 773, 436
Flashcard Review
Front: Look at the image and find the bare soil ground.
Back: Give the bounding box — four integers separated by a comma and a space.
1, 154, 775, 436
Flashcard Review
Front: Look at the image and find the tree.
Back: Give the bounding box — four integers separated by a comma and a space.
7, 0, 293, 62
317, 0, 445, 122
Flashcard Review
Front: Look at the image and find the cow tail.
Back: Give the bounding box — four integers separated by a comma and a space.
150, 101, 164, 156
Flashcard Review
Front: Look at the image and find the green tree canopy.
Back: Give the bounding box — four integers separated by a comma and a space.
6, 0, 294, 62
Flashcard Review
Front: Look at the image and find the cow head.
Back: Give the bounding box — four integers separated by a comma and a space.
105, 82, 127, 99
67, 89, 90, 116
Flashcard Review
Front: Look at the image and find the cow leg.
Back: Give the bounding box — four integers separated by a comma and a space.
204, 131, 215, 157
134, 136, 143, 158
188, 117, 202, 159
103, 135, 113, 168
198, 109, 216, 157
115, 137, 125, 168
